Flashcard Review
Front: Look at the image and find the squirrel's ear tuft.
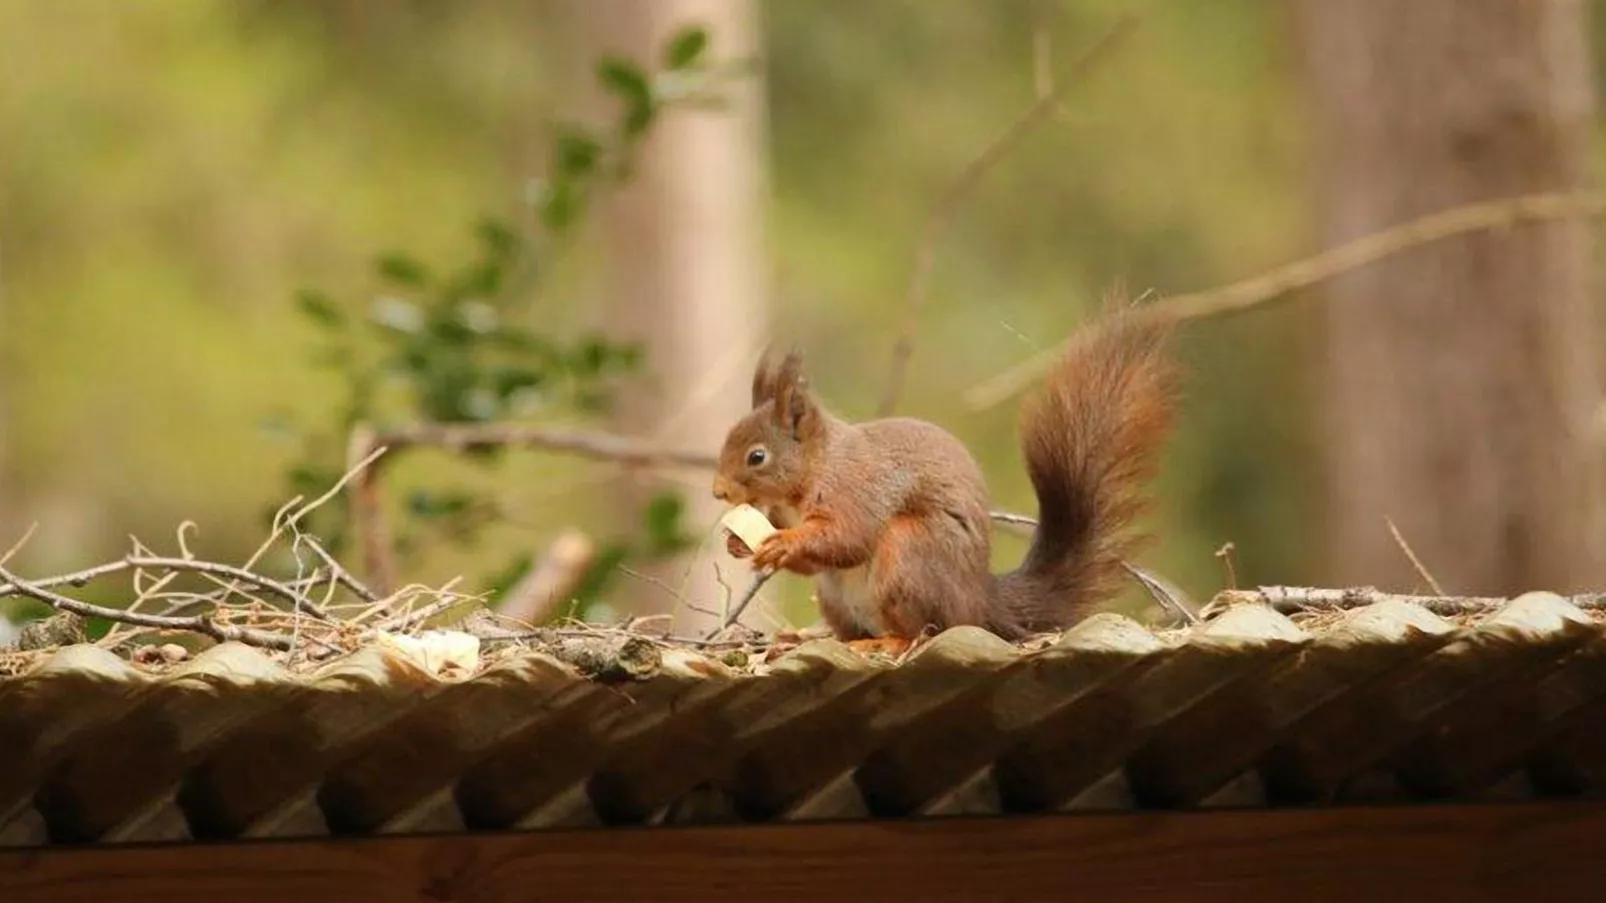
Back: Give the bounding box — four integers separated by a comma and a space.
771, 349, 816, 439
750, 344, 781, 408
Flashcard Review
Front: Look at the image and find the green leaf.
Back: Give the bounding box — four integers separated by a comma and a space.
493, 366, 547, 400
623, 101, 656, 140
554, 128, 602, 179
539, 180, 583, 233
406, 489, 474, 519
596, 56, 656, 140
596, 56, 651, 105
474, 217, 521, 262
295, 289, 345, 328
447, 262, 504, 300
664, 25, 709, 70
568, 335, 643, 379
376, 252, 431, 288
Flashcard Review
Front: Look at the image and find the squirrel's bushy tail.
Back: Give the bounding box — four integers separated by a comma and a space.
992, 296, 1179, 635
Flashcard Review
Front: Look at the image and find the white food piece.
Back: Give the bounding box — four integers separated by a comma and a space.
375, 629, 481, 675
720, 503, 778, 551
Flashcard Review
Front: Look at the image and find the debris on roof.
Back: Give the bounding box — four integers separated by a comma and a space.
4, 589, 1606, 849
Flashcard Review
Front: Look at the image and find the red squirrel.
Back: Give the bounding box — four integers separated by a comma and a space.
711, 295, 1178, 655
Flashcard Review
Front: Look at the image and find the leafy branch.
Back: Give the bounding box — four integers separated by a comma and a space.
270, 24, 722, 614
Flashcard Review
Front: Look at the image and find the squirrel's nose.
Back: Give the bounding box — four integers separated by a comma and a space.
712, 476, 733, 502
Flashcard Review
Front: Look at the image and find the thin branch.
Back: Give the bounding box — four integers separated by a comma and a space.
877, 15, 1140, 417
712, 561, 735, 614
376, 588, 485, 634
125, 556, 333, 621
963, 189, 1606, 412
618, 565, 689, 606
681, 599, 725, 620
1122, 562, 1199, 626
1385, 516, 1445, 596
0, 556, 333, 622
1214, 542, 1239, 591
1211, 585, 1606, 618
711, 568, 774, 638
0, 564, 297, 652
0, 560, 128, 597
373, 422, 719, 471
492, 625, 760, 651
359, 420, 1037, 530
291, 441, 390, 529
0, 523, 38, 568
301, 535, 380, 604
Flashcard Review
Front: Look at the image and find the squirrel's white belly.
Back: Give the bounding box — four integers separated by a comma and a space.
768, 502, 883, 637
819, 565, 883, 636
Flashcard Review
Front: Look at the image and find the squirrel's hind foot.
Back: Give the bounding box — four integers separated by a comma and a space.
844, 636, 915, 659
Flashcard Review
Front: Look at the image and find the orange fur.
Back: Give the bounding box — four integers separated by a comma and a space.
712, 294, 1179, 641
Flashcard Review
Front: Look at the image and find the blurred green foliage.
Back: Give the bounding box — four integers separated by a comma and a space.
275, 23, 713, 613
2, 2, 1603, 623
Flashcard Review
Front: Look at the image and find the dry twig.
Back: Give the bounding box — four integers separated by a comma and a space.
878, 15, 1141, 417
1122, 562, 1199, 626
963, 189, 1606, 412
0, 555, 334, 621
0, 564, 299, 652
0, 523, 38, 568
373, 422, 718, 471
1385, 516, 1446, 596
711, 568, 775, 638
1209, 585, 1606, 619
1214, 542, 1239, 591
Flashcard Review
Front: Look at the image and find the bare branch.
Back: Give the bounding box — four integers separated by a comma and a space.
1385, 516, 1446, 596
358, 420, 1037, 530
301, 535, 380, 604
124, 556, 333, 621
376, 586, 485, 634
373, 422, 719, 471
1122, 562, 1199, 626
963, 189, 1606, 412
0, 555, 334, 622
0, 523, 38, 568
1214, 542, 1239, 591
0, 560, 130, 598
878, 15, 1141, 417
0, 564, 297, 652
618, 564, 689, 606
1210, 585, 1606, 618
709, 567, 774, 638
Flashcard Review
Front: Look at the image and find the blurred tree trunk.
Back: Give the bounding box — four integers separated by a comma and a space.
577, 0, 770, 628
1293, 0, 1604, 594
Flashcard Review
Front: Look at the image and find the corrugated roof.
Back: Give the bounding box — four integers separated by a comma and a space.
3, 590, 1606, 849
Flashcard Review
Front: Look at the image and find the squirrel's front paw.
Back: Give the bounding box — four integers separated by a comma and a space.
752, 529, 806, 573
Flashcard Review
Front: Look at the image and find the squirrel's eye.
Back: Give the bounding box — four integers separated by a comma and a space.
746, 447, 768, 467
